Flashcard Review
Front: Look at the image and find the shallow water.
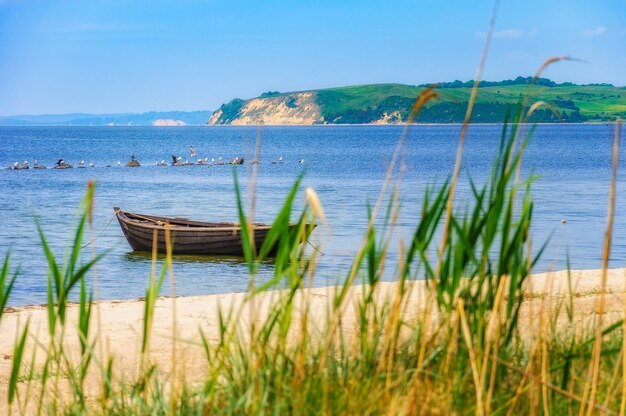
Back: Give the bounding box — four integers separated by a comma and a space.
0, 124, 624, 305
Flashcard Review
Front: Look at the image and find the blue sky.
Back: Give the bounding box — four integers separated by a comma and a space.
0, 0, 624, 115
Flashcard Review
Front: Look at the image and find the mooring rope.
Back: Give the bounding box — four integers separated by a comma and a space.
82, 212, 118, 249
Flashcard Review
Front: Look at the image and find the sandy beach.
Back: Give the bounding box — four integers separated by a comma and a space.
1, 268, 625, 406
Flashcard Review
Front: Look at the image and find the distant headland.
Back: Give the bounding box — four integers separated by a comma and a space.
209, 77, 624, 125
2, 77, 624, 126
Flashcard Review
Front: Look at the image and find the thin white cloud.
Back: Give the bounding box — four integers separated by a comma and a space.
477, 29, 524, 39
34, 19, 164, 35
581, 26, 607, 37
494, 29, 524, 39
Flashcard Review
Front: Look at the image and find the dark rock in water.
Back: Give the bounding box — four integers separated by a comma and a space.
171, 155, 183, 166
126, 154, 140, 167
10, 162, 30, 170
126, 160, 141, 167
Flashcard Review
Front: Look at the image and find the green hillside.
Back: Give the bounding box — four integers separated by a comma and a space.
315, 77, 625, 123
212, 77, 625, 124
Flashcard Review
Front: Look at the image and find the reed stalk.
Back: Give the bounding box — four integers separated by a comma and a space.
582, 119, 621, 415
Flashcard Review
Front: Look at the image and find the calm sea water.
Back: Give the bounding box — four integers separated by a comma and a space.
1, 124, 624, 305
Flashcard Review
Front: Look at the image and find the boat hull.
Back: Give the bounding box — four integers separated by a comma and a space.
114, 208, 312, 256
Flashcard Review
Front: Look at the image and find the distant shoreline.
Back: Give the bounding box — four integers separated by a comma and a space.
0, 122, 619, 128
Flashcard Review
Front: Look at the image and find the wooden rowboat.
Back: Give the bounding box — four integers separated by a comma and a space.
114, 207, 314, 256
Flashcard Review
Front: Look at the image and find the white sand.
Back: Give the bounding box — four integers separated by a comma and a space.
0, 268, 625, 408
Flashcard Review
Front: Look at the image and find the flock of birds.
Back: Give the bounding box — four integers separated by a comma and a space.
6, 150, 304, 170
